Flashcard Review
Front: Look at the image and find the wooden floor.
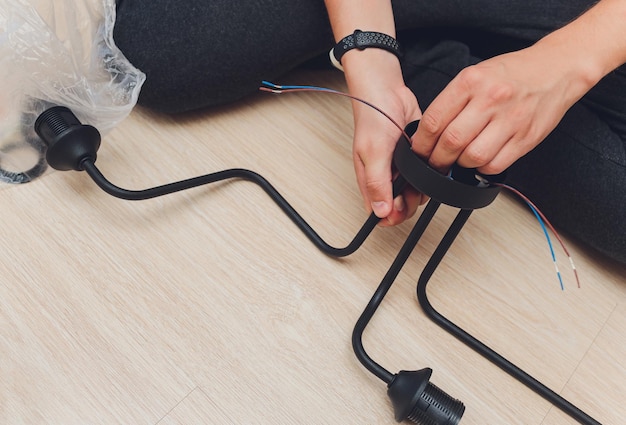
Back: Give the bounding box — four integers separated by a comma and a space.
1, 70, 624, 425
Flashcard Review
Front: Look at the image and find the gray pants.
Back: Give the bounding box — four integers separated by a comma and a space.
114, 1, 626, 264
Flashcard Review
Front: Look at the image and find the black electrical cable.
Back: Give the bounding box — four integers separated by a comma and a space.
34, 106, 602, 425
80, 158, 382, 258
35, 106, 467, 424
352, 200, 441, 384
415, 221, 602, 425
391, 122, 601, 425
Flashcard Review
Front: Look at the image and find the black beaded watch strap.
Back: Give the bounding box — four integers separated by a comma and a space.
330, 29, 402, 70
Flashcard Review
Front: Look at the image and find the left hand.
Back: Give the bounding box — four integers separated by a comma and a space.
342, 48, 425, 226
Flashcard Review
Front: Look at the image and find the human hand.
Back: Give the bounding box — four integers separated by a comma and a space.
343, 49, 425, 226
411, 43, 594, 175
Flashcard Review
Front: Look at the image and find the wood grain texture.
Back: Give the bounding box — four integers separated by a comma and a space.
1, 70, 624, 425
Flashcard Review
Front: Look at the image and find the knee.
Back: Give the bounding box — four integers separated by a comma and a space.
113, 4, 260, 113
113, 1, 333, 113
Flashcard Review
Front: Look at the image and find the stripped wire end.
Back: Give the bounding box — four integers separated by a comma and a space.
569, 258, 581, 289
259, 81, 414, 146
555, 264, 565, 292
261, 88, 283, 94
491, 181, 581, 290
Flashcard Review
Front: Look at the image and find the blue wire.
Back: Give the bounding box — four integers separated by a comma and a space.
261, 81, 336, 92
524, 200, 564, 290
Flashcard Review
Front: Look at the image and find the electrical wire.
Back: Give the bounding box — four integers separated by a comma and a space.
352, 198, 438, 384
79, 159, 379, 258
39, 84, 595, 424
260, 83, 596, 423
262, 80, 580, 290
259, 81, 414, 146
529, 200, 565, 290
415, 220, 601, 425
494, 183, 580, 289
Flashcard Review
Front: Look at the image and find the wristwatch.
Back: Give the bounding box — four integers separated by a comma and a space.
330, 29, 402, 71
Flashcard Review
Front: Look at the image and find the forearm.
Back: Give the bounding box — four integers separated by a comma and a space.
324, 0, 396, 41
535, 0, 626, 98
323, 0, 403, 95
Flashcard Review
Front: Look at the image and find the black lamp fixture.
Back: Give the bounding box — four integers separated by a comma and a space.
34, 107, 601, 425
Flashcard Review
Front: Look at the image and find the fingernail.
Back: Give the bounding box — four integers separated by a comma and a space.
394, 196, 405, 212
371, 201, 388, 217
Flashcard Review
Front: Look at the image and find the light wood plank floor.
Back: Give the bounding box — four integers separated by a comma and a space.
1, 70, 624, 424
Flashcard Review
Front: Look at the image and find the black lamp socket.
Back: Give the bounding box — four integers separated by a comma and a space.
34, 106, 101, 171
388, 369, 465, 424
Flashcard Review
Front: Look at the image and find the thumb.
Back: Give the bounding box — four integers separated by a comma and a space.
359, 153, 394, 218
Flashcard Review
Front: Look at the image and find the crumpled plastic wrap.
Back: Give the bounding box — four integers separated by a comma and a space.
0, 0, 145, 184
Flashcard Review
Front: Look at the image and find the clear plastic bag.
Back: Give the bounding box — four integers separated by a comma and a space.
0, 0, 145, 184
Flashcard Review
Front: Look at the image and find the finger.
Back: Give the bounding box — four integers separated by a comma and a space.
403, 187, 425, 217
456, 120, 516, 170
354, 153, 369, 208
477, 135, 536, 175
425, 104, 492, 173
358, 149, 395, 218
379, 187, 427, 227
411, 77, 472, 159
379, 193, 407, 227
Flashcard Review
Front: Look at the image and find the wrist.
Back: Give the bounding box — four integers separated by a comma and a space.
536, 0, 626, 94
331, 30, 402, 71
532, 32, 603, 103
342, 48, 404, 93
